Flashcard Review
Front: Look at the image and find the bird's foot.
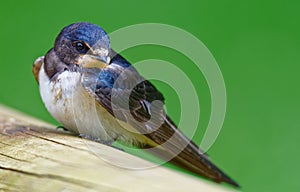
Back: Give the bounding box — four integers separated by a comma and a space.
79, 134, 124, 151
56, 125, 68, 131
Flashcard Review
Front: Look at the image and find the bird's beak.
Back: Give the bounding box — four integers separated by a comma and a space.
78, 48, 110, 69
93, 48, 111, 64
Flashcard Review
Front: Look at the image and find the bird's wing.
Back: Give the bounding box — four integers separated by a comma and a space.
81, 53, 239, 187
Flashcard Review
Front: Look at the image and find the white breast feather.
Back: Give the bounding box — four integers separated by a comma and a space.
38, 64, 147, 145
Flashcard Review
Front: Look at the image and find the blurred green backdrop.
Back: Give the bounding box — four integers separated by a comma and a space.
0, 0, 299, 191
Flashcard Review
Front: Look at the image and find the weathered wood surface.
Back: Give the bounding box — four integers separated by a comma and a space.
0, 104, 233, 192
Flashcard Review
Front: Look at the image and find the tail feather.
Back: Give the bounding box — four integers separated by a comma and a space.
143, 116, 239, 187
170, 144, 240, 187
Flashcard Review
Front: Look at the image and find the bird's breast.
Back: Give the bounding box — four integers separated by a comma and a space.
38, 64, 149, 145
39, 65, 85, 132
39, 65, 109, 138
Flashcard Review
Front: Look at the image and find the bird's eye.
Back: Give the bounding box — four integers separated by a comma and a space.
76, 42, 84, 50
72, 41, 89, 52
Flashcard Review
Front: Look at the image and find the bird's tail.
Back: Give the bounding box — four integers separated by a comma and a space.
143, 116, 240, 187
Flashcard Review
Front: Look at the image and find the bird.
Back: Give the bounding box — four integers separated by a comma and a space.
32, 22, 239, 187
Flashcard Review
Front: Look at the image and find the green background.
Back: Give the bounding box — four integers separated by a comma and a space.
0, 0, 299, 191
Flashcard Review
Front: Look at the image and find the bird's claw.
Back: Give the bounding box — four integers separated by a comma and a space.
56, 125, 68, 131
79, 134, 124, 151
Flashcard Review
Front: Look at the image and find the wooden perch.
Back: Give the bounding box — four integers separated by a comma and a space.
0, 104, 233, 192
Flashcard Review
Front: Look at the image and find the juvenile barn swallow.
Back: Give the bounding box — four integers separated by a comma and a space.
32, 22, 239, 187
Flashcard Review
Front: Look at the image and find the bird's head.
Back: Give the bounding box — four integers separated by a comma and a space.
54, 22, 111, 68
